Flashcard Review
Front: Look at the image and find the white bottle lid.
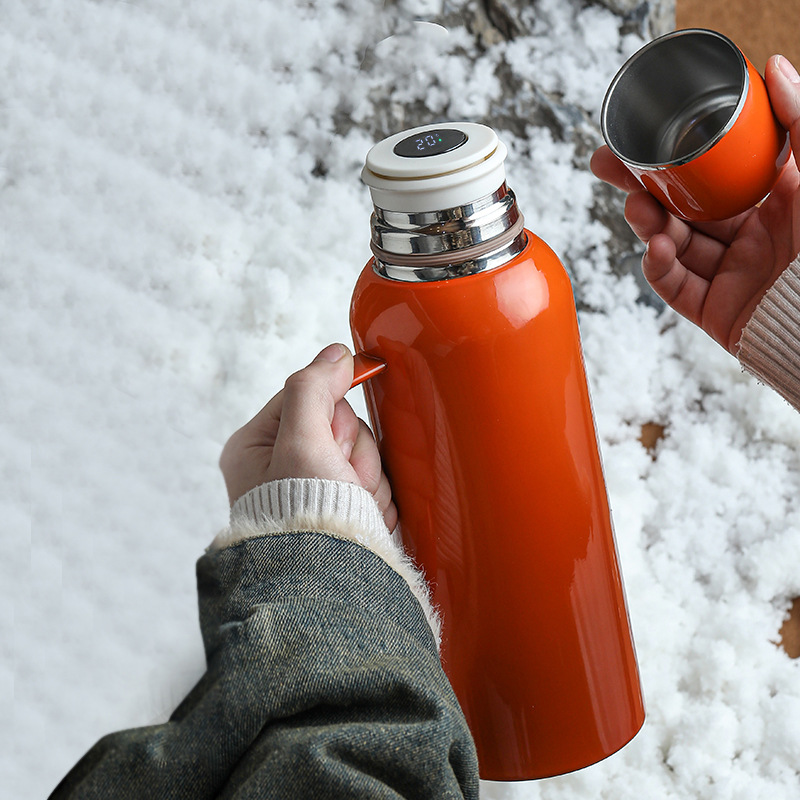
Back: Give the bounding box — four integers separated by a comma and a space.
361, 122, 508, 213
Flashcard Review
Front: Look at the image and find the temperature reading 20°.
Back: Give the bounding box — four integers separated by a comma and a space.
416, 134, 441, 152
393, 128, 468, 158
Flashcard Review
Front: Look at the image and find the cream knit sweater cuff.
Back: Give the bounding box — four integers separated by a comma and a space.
738, 256, 800, 411
210, 477, 441, 647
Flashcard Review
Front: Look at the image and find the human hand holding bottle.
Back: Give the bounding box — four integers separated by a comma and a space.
219, 343, 397, 530
591, 54, 800, 354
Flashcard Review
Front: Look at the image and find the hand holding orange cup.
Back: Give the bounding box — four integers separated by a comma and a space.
601, 28, 790, 221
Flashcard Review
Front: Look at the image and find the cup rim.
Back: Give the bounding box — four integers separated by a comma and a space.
601, 28, 749, 170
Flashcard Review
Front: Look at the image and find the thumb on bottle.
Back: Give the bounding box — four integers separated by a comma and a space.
278, 344, 354, 435
308, 343, 355, 406
313, 342, 349, 364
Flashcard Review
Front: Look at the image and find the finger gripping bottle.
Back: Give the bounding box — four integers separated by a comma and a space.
349, 123, 645, 781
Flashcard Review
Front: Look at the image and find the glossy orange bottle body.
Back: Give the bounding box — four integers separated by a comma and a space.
350, 231, 645, 780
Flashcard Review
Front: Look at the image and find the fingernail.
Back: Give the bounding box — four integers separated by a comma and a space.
340, 437, 354, 460
778, 55, 800, 85
314, 343, 347, 363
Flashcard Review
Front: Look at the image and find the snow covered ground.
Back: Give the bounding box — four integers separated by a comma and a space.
4, 1, 800, 797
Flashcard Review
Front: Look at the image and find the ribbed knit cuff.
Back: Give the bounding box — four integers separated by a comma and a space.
229, 478, 388, 540
738, 256, 800, 411
210, 478, 441, 647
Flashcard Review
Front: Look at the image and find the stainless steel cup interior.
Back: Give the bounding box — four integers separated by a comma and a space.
601, 29, 748, 168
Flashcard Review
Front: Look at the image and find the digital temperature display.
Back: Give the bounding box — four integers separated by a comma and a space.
393, 128, 468, 158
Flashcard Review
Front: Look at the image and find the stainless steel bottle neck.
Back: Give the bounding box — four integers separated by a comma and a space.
369, 183, 526, 282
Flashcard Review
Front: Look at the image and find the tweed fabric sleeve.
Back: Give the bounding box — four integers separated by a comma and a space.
49, 533, 478, 799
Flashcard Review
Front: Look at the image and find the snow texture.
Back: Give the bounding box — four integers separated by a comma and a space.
4, 1, 800, 798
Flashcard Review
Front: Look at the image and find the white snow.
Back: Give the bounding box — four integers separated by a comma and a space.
4, 1, 799, 798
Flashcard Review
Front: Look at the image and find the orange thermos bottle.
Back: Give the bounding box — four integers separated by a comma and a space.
349, 122, 645, 781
